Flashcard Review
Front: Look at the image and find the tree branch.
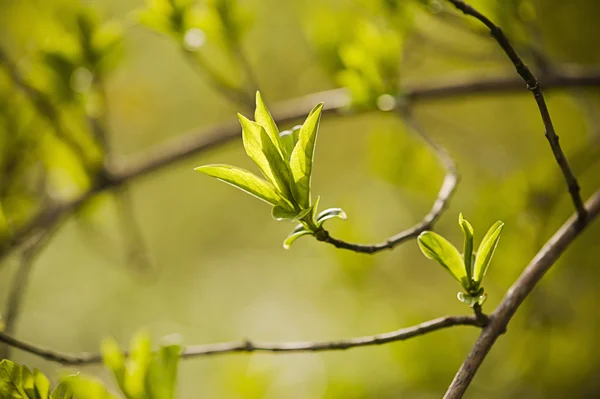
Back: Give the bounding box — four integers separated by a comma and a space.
443, 188, 600, 399
1, 67, 599, 261
445, 0, 586, 220
0, 225, 60, 359
317, 106, 459, 253
0, 315, 483, 365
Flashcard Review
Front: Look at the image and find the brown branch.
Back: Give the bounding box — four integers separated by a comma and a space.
1, 67, 599, 262
0, 314, 483, 365
446, 0, 586, 220
443, 189, 600, 399
317, 107, 459, 253
0, 225, 59, 359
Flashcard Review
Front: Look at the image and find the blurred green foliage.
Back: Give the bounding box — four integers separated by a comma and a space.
0, 0, 599, 398
0, 333, 181, 398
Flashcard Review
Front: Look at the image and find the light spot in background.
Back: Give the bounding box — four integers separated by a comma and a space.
184, 28, 206, 52
70, 67, 93, 93
377, 94, 396, 111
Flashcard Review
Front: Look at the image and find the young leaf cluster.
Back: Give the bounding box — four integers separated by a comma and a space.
418, 214, 504, 307
101, 331, 181, 399
196, 92, 347, 249
0, 333, 182, 399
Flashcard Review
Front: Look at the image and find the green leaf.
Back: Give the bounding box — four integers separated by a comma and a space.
124, 331, 152, 398
238, 115, 295, 203
0, 359, 30, 398
147, 343, 181, 399
195, 164, 281, 206
60, 375, 116, 399
283, 225, 312, 249
254, 92, 281, 154
289, 103, 324, 209
417, 231, 468, 288
279, 125, 301, 161
473, 221, 504, 283
51, 381, 74, 399
272, 203, 299, 220
457, 292, 477, 306
101, 338, 126, 393
316, 207, 347, 228
458, 213, 474, 283
32, 370, 50, 399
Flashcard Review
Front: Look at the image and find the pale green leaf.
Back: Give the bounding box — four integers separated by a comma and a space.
101, 338, 126, 392
316, 207, 347, 228
289, 103, 324, 209
0, 360, 29, 398
195, 164, 281, 205
272, 203, 299, 220
457, 292, 477, 306
51, 380, 74, 399
283, 225, 312, 249
60, 375, 116, 399
125, 331, 152, 398
254, 92, 281, 154
279, 125, 301, 161
458, 213, 474, 283
238, 115, 295, 203
147, 343, 181, 399
473, 221, 504, 283
32, 370, 50, 399
418, 231, 468, 288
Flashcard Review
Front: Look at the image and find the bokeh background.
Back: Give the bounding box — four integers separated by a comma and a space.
1, 0, 599, 397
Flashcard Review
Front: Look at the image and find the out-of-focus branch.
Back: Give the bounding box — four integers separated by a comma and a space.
443, 188, 600, 399
0, 224, 60, 359
446, 0, 586, 220
318, 106, 459, 253
0, 314, 483, 365
1, 67, 599, 261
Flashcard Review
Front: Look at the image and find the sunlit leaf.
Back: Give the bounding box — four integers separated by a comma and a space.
254, 92, 281, 154
272, 203, 299, 220
0, 360, 29, 398
289, 103, 324, 209
316, 207, 347, 228
195, 164, 281, 205
125, 331, 152, 398
473, 221, 504, 283
457, 292, 477, 306
283, 224, 312, 249
279, 125, 301, 161
60, 375, 116, 399
101, 338, 126, 392
147, 342, 181, 399
51, 380, 74, 399
418, 231, 468, 287
458, 213, 474, 282
238, 114, 294, 202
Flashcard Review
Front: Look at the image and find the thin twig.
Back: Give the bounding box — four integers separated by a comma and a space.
317, 106, 459, 253
446, 0, 586, 220
1, 68, 599, 262
0, 315, 483, 365
0, 225, 59, 359
443, 189, 600, 399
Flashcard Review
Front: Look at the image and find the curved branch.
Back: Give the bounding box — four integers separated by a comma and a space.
444, 189, 600, 399
446, 0, 586, 220
1, 67, 600, 261
317, 107, 459, 253
0, 314, 483, 365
